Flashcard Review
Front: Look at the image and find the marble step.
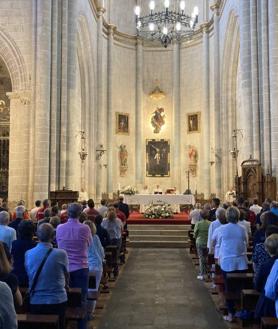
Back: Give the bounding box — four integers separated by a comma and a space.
129, 229, 188, 236
130, 234, 188, 242
128, 224, 190, 231
129, 240, 189, 248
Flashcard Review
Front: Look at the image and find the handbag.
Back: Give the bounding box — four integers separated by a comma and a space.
24, 248, 53, 309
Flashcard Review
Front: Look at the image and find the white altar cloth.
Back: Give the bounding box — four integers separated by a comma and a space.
124, 194, 195, 206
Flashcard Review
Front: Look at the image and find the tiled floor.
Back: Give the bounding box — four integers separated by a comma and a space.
96, 248, 228, 329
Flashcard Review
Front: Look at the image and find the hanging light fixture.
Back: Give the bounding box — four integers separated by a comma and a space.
134, 1, 199, 48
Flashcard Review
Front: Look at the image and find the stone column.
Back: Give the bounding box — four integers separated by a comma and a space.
96, 6, 106, 200
33, 0, 52, 200
239, 0, 253, 157
268, 0, 278, 178
260, 0, 271, 172
172, 42, 181, 191
211, 3, 221, 197
201, 23, 211, 198
7, 92, 31, 204
135, 38, 143, 186
107, 25, 116, 195
250, 0, 260, 159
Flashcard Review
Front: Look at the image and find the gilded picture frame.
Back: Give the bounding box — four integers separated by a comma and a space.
187, 112, 201, 133
116, 112, 129, 135
146, 139, 170, 177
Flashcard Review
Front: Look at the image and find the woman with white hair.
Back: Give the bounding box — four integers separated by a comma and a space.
217, 206, 248, 322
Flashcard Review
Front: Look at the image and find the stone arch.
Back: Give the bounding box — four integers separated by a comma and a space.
220, 11, 240, 194
0, 28, 28, 91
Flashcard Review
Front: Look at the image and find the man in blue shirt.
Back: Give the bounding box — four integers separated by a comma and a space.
0, 211, 16, 251
0, 282, 17, 329
25, 223, 69, 329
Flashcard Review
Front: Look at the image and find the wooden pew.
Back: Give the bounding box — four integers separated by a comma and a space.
17, 314, 59, 329
241, 289, 260, 327
66, 288, 87, 324
261, 317, 278, 329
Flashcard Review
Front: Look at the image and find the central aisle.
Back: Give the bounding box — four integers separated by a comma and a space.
97, 249, 227, 329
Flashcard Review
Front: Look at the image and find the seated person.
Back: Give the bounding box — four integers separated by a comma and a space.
11, 220, 36, 287
153, 185, 163, 194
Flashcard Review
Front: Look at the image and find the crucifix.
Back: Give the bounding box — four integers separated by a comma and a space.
184, 170, 191, 194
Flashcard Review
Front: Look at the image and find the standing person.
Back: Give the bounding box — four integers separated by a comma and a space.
0, 281, 17, 329
25, 224, 68, 329
0, 211, 16, 252
56, 203, 92, 329
95, 215, 111, 248
217, 206, 248, 322
207, 208, 226, 254
36, 199, 50, 221
118, 196, 130, 221
250, 199, 262, 216
83, 199, 99, 222
265, 258, 278, 318
11, 220, 36, 287
9, 206, 25, 233
189, 203, 201, 229
209, 198, 220, 221
97, 200, 108, 218
30, 200, 41, 222
84, 221, 105, 315
194, 209, 211, 280
60, 204, 68, 224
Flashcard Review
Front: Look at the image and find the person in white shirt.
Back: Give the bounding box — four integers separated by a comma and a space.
30, 200, 41, 222
97, 199, 108, 218
225, 187, 236, 204
218, 206, 248, 322
249, 199, 262, 216
207, 208, 226, 254
189, 203, 201, 228
0, 211, 16, 251
0, 281, 17, 329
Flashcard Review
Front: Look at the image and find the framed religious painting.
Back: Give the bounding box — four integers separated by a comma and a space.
116, 112, 129, 135
146, 139, 170, 177
187, 112, 201, 133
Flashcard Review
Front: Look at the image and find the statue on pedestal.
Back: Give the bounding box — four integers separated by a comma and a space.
151, 107, 165, 133
119, 144, 128, 177
188, 145, 198, 177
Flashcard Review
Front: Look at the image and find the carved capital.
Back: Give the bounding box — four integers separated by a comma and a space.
210, 0, 221, 15
200, 22, 209, 33
6, 90, 31, 105
108, 24, 116, 36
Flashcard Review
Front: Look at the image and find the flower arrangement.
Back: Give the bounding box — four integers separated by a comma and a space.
144, 202, 174, 219
120, 186, 137, 195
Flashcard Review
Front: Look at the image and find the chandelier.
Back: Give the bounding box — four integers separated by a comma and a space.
134, 1, 199, 48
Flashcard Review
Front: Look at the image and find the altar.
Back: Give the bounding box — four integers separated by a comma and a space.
124, 194, 195, 213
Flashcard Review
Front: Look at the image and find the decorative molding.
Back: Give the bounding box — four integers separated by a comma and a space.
6, 90, 31, 105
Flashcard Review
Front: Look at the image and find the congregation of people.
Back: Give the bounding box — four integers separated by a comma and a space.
0, 196, 129, 329
190, 197, 278, 323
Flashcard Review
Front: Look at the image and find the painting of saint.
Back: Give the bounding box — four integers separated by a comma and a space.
187, 112, 201, 133
146, 139, 170, 177
151, 107, 165, 133
116, 112, 129, 135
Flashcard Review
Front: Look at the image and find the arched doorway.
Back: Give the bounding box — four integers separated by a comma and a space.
0, 58, 12, 199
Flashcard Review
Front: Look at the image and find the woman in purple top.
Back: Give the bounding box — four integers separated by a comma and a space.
56, 203, 92, 329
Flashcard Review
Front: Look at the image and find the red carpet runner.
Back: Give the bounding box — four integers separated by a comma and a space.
127, 211, 190, 225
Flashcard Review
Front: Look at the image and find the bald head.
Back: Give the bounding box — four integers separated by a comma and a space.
0, 211, 9, 225
37, 223, 54, 243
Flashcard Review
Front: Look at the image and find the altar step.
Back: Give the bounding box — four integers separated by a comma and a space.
128, 224, 190, 248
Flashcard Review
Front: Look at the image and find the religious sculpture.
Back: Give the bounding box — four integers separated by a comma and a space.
151, 107, 165, 133
119, 144, 128, 176
188, 145, 198, 177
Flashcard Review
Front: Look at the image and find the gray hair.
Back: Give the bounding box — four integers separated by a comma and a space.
216, 207, 226, 219
265, 233, 278, 256
226, 206, 240, 223
15, 206, 25, 219
68, 203, 82, 219
37, 223, 54, 242
0, 211, 9, 225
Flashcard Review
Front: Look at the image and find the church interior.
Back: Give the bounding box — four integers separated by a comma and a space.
1, 0, 278, 328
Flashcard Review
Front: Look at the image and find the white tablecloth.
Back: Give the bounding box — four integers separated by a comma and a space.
124, 194, 195, 205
